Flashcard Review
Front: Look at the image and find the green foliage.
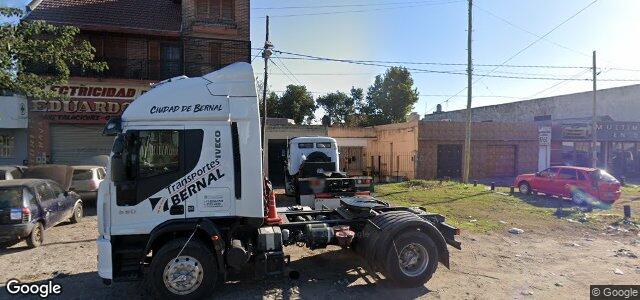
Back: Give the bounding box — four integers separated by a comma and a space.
0, 8, 106, 99
361, 66, 419, 126
376, 180, 559, 232
316, 91, 354, 125
261, 85, 316, 124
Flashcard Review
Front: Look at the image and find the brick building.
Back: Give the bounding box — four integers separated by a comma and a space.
329, 121, 540, 181
24, 0, 250, 164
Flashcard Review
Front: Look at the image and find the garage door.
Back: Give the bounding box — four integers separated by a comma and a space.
50, 124, 115, 165
487, 145, 516, 177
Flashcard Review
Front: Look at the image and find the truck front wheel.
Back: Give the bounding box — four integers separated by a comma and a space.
383, 231, 438, 287
150, 238, 218, 299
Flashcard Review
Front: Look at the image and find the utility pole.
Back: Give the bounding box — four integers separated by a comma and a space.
462, 0, 473, 183
261, 16, 273, 151
591, 50, 598, 168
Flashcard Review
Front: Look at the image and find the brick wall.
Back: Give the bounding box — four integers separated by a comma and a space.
417, 122, 539, 180
181, 0, 250, 76
182, 0, 250, 40
183, 37, 249, 77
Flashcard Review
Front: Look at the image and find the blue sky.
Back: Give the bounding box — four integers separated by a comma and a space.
249, 0, 640, 117
4, 0, 640, 118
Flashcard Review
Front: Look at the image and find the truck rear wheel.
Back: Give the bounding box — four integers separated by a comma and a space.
150, 238, 218, 299
383, 231, 438, 287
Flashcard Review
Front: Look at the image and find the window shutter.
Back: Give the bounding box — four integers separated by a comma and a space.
221, 0, 234, 20
210, 43, 221, 70
196, 0, 208, 18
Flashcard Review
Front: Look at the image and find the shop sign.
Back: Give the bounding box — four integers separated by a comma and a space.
538, 126, 551, 146
560, 122, 640, 141
29, 83, 149, 123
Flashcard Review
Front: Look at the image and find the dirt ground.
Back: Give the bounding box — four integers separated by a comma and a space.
0, 195, 639, 299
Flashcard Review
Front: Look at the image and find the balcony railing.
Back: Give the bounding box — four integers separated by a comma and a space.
69, 58, 183, 81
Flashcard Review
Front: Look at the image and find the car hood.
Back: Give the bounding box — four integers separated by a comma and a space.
22, 165, 73, 191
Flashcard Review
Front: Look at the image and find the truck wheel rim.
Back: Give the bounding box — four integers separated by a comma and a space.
76, 205, 83, 219
519, 184, 529, 193
163, 256, 204, 295
398, 242, 429, 277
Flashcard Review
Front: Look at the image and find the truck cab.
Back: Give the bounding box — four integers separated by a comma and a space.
97, 63, 460, 299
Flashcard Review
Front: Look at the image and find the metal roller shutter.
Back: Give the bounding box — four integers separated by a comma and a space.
50, 124, 115, 165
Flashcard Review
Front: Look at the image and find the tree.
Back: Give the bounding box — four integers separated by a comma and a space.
278, 85, 316, 124
362, 67, 419, 126
0, 8, 106, 99
316, 91, 354, 125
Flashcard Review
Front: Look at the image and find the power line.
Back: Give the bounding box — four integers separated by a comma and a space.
426, 0, 599, 114
252, 0, 452, 10
473, 3, 591, 58
274, 55, 591, 69
256, 0, 463, 18
273, 54, 303, 85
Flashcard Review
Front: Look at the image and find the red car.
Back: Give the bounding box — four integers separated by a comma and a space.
514, 166, 621, 204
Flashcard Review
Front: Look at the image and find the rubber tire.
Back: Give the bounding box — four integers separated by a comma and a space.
383, 230, 439, 288
518, 182, 531, 195
70, 203, 83, 224
150, 238, 218, 299
26, 222, 44, 248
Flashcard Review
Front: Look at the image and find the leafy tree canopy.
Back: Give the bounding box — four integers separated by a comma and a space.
0, 8, 106, 99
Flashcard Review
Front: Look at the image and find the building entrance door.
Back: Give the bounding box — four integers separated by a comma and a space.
437, 144, 462, 179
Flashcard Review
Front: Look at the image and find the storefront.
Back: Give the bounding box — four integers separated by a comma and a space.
28, 80, 150, 165
552, 122, 640, 177
0, 94, 29, 165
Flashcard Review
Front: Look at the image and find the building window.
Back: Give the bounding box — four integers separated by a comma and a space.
0, 135, 15, 158
210, 43, 222, 70
534, 115, 552, 121
196, 0, 235, 21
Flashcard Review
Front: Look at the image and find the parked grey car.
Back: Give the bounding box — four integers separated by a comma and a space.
70, 166, 106, 201
0, 166, 27, 180
0, 165, 83, 248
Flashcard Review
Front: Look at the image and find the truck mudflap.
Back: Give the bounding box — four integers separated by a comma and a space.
438, 222, 462, 250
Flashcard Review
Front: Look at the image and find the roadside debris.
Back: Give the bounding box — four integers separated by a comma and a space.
509, 228, 525, 234
613, 268, 624, 275
521, 290, 534, 296
614, 249, 638, 259
555, 282, 564, 287
499, 220, 507, 224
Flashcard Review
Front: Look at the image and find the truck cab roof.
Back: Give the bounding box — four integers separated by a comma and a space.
121, 62, 258, 124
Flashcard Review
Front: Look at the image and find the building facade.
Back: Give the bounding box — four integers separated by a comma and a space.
329, 121, 540, 181
0, 93, 29, 165
24, 0, 250, 164
424, 84, 640, 177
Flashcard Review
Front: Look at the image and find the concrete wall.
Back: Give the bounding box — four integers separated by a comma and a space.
417, 122, 539, 180
366, 121, 419, 179
424, 84, 640, 123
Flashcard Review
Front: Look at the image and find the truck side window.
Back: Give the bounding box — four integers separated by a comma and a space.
138, 130, 180, 178
558, 169, 577, 180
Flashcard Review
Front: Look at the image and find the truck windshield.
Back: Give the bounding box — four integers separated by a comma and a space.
0, 187, 23, 209
298, 143, 314, 149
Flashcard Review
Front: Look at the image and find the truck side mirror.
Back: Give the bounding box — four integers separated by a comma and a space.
535, 172, 541, 177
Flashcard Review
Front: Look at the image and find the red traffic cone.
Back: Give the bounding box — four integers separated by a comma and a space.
265, 190, 282, 225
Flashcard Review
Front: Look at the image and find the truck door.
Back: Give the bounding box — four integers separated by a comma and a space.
111, 126, 207, 234
184, 124, 236, 219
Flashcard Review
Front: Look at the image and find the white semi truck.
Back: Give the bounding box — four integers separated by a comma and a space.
96, 63, 460, 298
284, 136, 372, 209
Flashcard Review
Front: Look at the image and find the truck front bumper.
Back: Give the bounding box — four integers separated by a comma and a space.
96, 235, 113, 280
